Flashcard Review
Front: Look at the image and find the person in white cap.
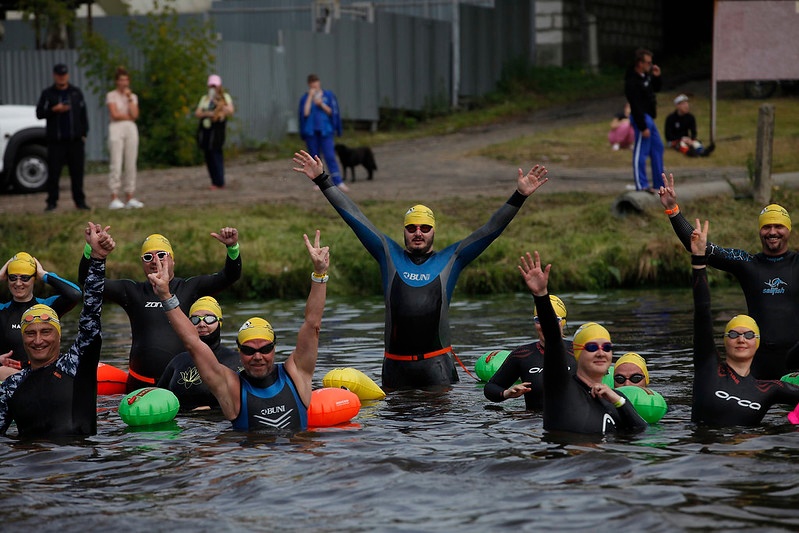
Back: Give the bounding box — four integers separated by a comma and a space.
195, 74, 235, 189
664, 94, 714, 157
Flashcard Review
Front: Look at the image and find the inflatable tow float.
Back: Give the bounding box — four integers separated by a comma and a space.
322, 367, 386, 400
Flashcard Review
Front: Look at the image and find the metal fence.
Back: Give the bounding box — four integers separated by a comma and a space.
0, 0, 534, 161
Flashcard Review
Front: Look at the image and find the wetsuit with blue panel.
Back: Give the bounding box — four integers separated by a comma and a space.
314, 172, 529, 390
0, 257, 105, 438
0, 272, 82, 367
232, 364, 307, 432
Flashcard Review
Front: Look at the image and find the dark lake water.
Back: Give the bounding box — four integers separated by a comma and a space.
2, 287, 799, 532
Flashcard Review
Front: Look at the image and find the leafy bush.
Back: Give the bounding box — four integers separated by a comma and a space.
78, 0, 215, 167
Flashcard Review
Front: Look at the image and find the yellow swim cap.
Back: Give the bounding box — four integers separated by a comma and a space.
533, 295, 568, 327
404, 204, 435, 229
190, 296, 222, 322
20, 303, 61, 336
725, 314, 760, 349
8, 252, 36, 276
237, 317, 275, 345
758, 204, 791, 231
141, 234, 174, 257
615, 352, 650, 385
573, 322, 611, 360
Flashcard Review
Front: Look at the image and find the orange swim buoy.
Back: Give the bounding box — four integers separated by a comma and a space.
307, 387, 361, 427
97, 362, 128, 395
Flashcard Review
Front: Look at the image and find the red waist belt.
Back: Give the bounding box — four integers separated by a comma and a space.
384, 346, 453, 362
127, 367, 156, 384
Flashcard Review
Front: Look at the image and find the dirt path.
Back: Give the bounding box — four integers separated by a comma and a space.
0, 86, 746, 214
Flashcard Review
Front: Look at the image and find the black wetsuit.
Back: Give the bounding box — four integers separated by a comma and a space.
535, 293, 647, 434
314, 172, 529, 390
0, 272, 82, 367
671, 212, 799, 378
484, 339, 575, 410
79, 252, 241, 391
156, 329, 241, 411
0, 258, 104, 438
692, 267, 799, 425
232, 364, 307, 432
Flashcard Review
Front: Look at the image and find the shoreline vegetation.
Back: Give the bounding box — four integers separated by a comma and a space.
3, 65, 798, 301
5, 189, 798, 302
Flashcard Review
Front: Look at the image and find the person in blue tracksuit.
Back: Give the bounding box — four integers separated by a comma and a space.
299, 74, 345, 190
293, 149, 549, 391
624, 48, 664, 192
151, 230, 330, 433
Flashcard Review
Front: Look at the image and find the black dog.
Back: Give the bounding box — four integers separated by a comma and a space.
335, 144, 377, 182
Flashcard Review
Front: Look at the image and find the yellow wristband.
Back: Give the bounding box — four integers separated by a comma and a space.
614, 397, 627, 408
311, 272, 329, 283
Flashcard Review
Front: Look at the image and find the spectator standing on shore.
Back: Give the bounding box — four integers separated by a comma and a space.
298, 74, 347, 191
195, 74, 234, 190
624, 48, 664, 193
106, 66, 143, 209
36, 63, 90, 212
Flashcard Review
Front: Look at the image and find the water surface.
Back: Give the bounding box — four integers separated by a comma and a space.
1, 287, 798, 531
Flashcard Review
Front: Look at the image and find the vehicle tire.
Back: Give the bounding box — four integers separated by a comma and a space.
743, 81, 778, 99
12, 144, 48, 193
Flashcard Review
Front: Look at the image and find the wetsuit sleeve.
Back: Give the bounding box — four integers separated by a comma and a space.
314, 172, 390, 261
484, 349, 523, 402
692, 267, 719, 371
60, 257, 104, 375
183, 253, 242, 295
771, 382, 799, 407
615, 390, 649, 430
0, 381, 12, 434
669, 213, 752, 273
78, 254, 128, 305
41, 272, 82, 316
451, 191, 528, 267
536, 293, 570, 384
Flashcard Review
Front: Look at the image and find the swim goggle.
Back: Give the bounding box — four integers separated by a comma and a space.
190, 315, 219, 326
8, 274, 33, 282
237, 342, 276, 356
614, 373, 645, 385
577, 342, 613, 353
404, 224, 433, 234
141, 251, 170, 263
22, 312, 55, 324
724, 330, 758, 340
533, 316, 563, 324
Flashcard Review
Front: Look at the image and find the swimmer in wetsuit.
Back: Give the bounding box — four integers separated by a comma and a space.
660, 173, 799, 379
151, 230, 329, 433
0, 223, 114, 438
613, 352, 650, 389
79, 227, 242, 392
484, 295, 575, 410
156, 296, 241, 411
520, 251, 647, 434
0, 252, 82, 379
293, 150, 549, 391
690, 219, 799, 426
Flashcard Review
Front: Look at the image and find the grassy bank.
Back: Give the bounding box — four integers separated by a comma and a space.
3, 188, 795, 302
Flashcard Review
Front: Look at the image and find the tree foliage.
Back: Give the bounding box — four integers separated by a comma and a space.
18, 0, 80, 49
78, 0, 215, 167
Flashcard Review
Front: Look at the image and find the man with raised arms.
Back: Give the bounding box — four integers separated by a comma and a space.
150, 231, 329, 433
660, 173, 799, 379
293, 150, 549, 391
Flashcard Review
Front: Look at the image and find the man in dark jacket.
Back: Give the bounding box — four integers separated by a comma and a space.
624, 48, 664, 193
36, 63, 90, 212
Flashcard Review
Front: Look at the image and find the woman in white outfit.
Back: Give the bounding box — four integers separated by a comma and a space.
106, 66, 142, 209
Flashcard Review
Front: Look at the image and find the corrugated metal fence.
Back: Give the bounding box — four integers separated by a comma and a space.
0, 0, 533, 161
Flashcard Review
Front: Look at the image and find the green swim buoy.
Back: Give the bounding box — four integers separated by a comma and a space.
474, 350, 511, 382
780, 372, 799, 387
615, 385, 667, 423
118, 387, 180, 426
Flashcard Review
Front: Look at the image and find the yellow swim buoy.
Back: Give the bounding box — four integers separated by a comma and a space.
322, 367, 386, 400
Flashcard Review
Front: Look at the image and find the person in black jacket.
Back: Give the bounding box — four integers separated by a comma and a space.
624, 48, 664, 193
664, 94, 714, 157
36, 64, 90, 212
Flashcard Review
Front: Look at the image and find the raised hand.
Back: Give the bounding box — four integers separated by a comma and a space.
516, 165, 549, 197
304, 230, 330, 275
85, 222, 115, 259
658, 173, 677, 210
691, 218, 709, 256
518, 251, 550, 297
147, 254, 171, 299
211, 227, 238, 247
292, 150, 325, 180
